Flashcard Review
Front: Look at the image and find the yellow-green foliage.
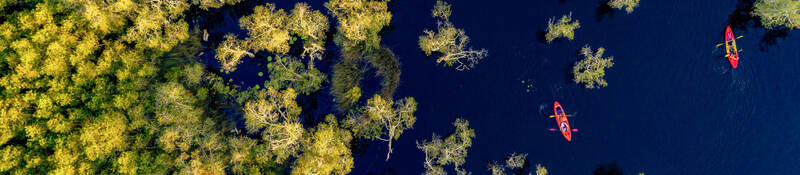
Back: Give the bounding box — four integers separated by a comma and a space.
365, 94, 417, 160
216, 34, 253, 72
121, 0, 191, 51
419, 0, 488, 71
344, 87, 363, 107
486, 153, 534, 175
243, 87, 304, 163
753, 0, 800, 29
573, 45, 615, 89
265, 56, 326, 95
331, 57, 364, 111
417, 118, 476, 175
488, 162, 507, 175
241, 3, 292, 54
0, 0, 257, 173
289, 3, 330, 64
192, 0, 242, 10
216, 2, 329, 71
289, 3, 329, 42
505, 153, 527, 169
545, 13, 580, 43
325, 0, 392, 49
0, 146, 21, 172
537, 164, 548, 175
431, 0, 451, 21
80, 114, 128, 161
292, 115, 354, 175
0, 1, 298, 173
608, 0, 640, 14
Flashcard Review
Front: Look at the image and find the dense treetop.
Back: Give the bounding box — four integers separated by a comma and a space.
325, 0, 392, 50
753, 0, 800, 30
215, 2, 329, 72
0, 0, 339, 174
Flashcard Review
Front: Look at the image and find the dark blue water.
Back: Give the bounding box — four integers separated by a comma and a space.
200, 0, 800, 174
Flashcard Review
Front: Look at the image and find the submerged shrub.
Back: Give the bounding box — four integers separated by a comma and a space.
545, 13, 580, 43
608, 0, 641, 14
573, 45, 614, 89
419, 0, 488, 71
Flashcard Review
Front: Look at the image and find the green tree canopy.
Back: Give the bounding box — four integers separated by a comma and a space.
215, 2, 330, 71
417, 118, 476, 175
292, 115, 354, 175
753, 0, 800, 29
608, 0, 641, 14
215, 34, 253, 72
419, 0, 488, 71
537, 164, 549, 175
241, 3, 292, 54
242, 87, 305, 163
193, 0, 242, 10
573, 45, 615, 89
362, 95, 417, 161
265, 56, 326, 95
325, 0, 392, 50
288, 2, 330, 65
545, 12, 580, 43
486, 152, 547, 175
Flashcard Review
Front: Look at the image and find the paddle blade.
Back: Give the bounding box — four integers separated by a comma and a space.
548, 115, 555, 118
571, 129, 579, 132
549, 128, 557, 131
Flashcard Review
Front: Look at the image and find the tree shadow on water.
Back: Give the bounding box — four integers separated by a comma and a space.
595, 1, 615, 21
536, 29, 548, 43
593, 163, 624, 175
726, 0, 758, 32
759, 28, 790, 51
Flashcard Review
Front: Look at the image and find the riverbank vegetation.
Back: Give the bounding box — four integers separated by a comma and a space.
0, 0, 359, 173
419, 0, 488, 71
752, 0, 800, 30
545, 13, 581, 43
0, 0, 555, 173
608, 0, 641, 14
573, 45, 615, 89
417, 118, 476, 175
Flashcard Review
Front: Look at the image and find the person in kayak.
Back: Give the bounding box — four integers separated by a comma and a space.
726, 40, 739, 60
556, 108, 564, 115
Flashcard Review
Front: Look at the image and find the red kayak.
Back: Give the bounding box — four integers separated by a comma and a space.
553, 101, 572, 142
725, 26, 740, 68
